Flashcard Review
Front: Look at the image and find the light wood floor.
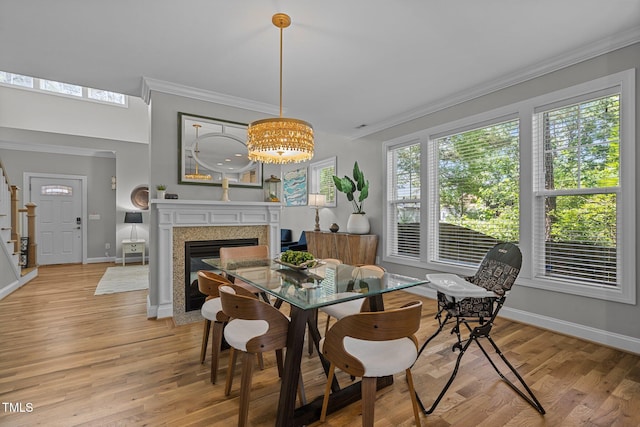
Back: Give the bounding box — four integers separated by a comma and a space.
1, 263, 639, 426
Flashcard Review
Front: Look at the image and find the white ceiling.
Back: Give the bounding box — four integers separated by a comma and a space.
2, 1, 639, 139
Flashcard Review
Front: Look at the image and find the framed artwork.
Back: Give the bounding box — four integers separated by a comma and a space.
283, 167, 308, 206
178, 112, 263, 187
309, 156, 337, 207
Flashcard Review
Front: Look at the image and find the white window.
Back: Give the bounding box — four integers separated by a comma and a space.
431, 118, 520, 266
309, 156, 337, 207
40, 79, 82, 97
385, 142, 421, 260
384, 69, 635, 303
0, 71, 33, 88
0, 71, 127, 106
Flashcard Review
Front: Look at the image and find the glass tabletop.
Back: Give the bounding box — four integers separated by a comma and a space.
203, 258, 427, 310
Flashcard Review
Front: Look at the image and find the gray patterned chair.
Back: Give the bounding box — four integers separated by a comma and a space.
414, 242, 545, 415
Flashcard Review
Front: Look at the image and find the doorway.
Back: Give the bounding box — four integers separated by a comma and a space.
26, 173, 87, 265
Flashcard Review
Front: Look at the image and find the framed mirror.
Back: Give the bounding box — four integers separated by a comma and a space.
178, 113, 263, 187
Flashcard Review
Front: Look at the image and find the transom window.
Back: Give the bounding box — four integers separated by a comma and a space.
0, 71, 127, 106
41, 185, 73, 196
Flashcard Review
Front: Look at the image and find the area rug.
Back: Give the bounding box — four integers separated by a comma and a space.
94, 265, 149, 295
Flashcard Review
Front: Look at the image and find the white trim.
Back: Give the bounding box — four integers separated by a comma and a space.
23, 172, 89, 265
499, 306, 640, 355
403, 286, 640, 355
0, 141, 116, 158
351, 26, 640, 139
141, 77, 281, 116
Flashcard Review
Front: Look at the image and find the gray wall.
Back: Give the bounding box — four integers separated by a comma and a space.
0, 127, 149, 261
279, 137, 382, 244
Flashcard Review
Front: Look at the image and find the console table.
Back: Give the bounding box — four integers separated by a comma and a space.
122, 239, 145, 266
306, 231, 378, 265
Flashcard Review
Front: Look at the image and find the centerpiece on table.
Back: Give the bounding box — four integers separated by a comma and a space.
276, 250, 320, 270
332, 161, 370, 234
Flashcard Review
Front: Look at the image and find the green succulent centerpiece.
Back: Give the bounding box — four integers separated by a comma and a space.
332, 161, 369, 214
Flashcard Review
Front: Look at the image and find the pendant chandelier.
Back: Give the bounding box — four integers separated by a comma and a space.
185, 123, 212, 180
247, 13, 314, 164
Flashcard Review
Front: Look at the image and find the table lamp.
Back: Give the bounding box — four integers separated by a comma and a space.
124, 211, 143, 241
308, 194, 326, 232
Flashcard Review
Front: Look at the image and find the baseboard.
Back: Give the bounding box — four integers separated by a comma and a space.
0, 279, 21, 300
0, 268, 38, 300
147, 296, 173, 320
405, 285, 640, 355
500, 307, 640, 355
87, 256, 116, 264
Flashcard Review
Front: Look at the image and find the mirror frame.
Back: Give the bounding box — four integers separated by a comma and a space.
178, 112, 263, 188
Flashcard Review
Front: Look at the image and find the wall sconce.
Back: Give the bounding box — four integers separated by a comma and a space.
111, 176, 117, 190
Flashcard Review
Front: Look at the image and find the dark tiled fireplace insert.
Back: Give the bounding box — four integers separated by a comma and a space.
184, 238, 258, 312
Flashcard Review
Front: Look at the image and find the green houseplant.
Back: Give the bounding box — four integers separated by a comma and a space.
332, 161, 369, 214
332, 161, 370, 234
155, 184, 167, 199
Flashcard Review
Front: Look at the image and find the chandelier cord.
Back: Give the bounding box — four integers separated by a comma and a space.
279, 18, 284, 118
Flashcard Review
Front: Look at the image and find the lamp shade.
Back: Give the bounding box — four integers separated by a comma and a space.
308, 194, 326, 208
124, 212, 143, 224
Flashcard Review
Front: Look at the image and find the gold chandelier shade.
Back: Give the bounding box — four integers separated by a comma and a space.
247, 117, 314, 164
247, 13, 314, 164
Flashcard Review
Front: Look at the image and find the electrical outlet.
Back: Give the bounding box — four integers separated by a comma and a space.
105, 243, 111, 250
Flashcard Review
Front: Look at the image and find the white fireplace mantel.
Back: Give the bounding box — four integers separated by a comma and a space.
147, 199, 282, 320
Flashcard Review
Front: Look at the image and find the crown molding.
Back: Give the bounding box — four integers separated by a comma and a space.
141, 77, 281, 116
0, 140, 115, 158
351, 26, 640, 140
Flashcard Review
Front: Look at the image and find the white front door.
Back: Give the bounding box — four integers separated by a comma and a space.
30, 177, 83, 265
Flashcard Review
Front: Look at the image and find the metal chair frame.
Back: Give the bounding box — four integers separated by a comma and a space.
414, 243, 545, 415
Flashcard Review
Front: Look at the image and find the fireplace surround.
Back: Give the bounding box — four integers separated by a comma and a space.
184, 238, 258, 312
148, 199, 281, 325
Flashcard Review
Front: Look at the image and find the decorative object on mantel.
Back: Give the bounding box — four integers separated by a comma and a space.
246, 13, 314, 164
156, 184, 167, 200
308, 193, 326, 232
265, 175, 281, 202
333, 161, 370, 234
329, 223, 339, 233
221, 177, 230, 202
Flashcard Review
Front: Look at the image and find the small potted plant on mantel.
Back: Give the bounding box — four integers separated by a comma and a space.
332, 161, 370, 234
156, 184, 167, 200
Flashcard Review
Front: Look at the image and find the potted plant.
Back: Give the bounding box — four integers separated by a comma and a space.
156, 184, 167, 200
332, 161, 370, 234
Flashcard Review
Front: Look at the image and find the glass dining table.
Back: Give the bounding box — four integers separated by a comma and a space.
203, 257, 427, 427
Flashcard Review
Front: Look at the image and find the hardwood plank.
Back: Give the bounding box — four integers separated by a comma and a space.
0, 263, 639, 426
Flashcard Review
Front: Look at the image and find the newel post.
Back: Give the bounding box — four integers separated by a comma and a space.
25, 202, 37, 268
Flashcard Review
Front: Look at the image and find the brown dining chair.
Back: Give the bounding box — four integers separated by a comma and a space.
218, 283, 292, 427
320, 264, 385, 335
320, 300, 423, 426
219, 245, 271, 303
197, 270, 233, 384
